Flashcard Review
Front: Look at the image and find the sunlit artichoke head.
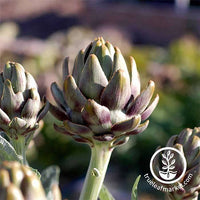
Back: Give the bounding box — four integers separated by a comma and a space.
166, 128, 200, 200
0, 161, 46, 200
0, 62, 49, 140
50, 37, 159, 146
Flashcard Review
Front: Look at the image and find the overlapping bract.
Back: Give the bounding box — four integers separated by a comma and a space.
0, 161, 46, 200
166, 128, 200, 200
0, 62, 49, 140
50, 37, 159, 145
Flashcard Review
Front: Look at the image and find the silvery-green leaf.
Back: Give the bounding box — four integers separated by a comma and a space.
131, 175, 141, 200
0, 131, 9, 141
0, 135, 21, 163
99, 184, 115, 200
41, 165, 60, 200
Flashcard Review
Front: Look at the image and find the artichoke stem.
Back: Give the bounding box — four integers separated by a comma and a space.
10, 136, 27, 165
79, 142, 113, 200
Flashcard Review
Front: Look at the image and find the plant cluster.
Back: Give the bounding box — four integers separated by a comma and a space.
0, 37, 199, 200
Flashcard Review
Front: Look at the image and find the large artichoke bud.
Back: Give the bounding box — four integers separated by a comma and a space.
50, 37, 159, 146
166, 128, 200, 200
0, 161, 46, 200
0, 62, 49, 162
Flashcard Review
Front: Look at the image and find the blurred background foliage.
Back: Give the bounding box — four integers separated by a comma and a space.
1, 0, 200, 199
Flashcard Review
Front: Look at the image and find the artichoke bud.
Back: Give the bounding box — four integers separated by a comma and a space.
165, 128, 200, 200
5, 184, 24, 200
50, 37, 159, 146
0, 61, 49, 139
0, 161, 46, 200
21, 173, 45, 200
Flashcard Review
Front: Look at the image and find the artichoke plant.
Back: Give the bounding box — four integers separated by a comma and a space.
0, 62, 49, 164
0, 161, 46, 200
50, 37, 159, 200
166, 128, 200, 200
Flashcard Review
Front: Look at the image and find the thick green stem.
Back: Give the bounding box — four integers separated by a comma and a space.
79, 142, 113, 200
10, 136, 27, 165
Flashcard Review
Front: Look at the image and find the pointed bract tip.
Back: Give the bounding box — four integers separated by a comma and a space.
148, 80, 155, 88
114, 46, 121, 53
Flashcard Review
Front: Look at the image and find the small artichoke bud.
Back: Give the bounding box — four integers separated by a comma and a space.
0, 61, 49, 140
165, 128, 200, 200
50, 37, 159, 146
0, 161, 46, 200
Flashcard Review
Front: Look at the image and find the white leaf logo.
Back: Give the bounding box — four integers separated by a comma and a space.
159, 150, 177, 181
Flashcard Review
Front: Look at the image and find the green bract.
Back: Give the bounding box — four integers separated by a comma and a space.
0, 161, 46, 200
0, 62, 49, 141
166, 128, 200, 200
50, 37, 159, 146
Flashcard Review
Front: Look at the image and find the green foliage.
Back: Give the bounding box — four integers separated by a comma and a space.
0, 133, 21, 163
41, 165, 60, 200
131, 175, 141, 200
99, 185, 115, 200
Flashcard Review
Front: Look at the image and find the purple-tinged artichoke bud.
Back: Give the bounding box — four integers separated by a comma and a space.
0, 161, 46, 200
0, 61, 49, 140
166, 128, 200, 200
50, 37, 159, 146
